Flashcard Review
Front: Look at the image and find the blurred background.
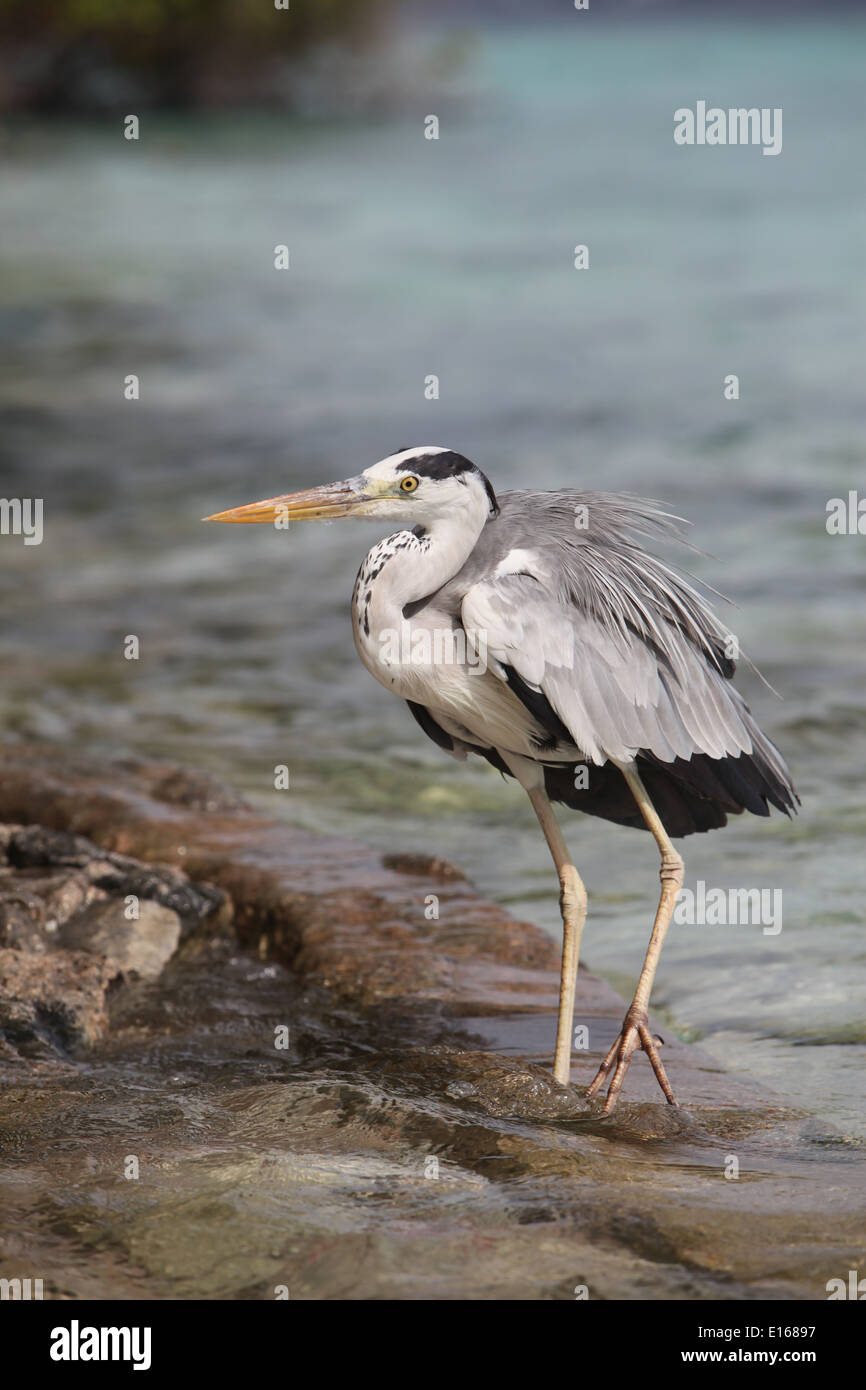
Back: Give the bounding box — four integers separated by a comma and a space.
1, 2, 864, 1138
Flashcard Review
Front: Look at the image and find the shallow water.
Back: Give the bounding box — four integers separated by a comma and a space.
1, 17, 865, 1147
2, 940, 861, 1300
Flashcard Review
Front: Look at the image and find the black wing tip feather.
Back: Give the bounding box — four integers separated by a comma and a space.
406, 700, 799, 840
546, 746, 798, 838
541, 759, 732, 838
645, 748, 799, 821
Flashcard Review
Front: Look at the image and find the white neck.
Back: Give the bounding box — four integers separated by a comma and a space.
352, 498, 489, 693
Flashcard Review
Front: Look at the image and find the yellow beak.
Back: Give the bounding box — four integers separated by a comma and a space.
203, 478, 371, 525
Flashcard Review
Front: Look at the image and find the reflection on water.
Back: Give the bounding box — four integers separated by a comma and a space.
1, 21, 865, 1141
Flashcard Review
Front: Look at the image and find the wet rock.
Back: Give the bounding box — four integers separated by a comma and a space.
0, 748, 776, 1109
3, 824, 105, 870
0, 871, 53, 952
22, 867, 93, 932
5, 824, 226, 933
0, 747, 563, 1020
0, 948, 118, 1058
382, 852, 467, 882
146, 767, 250, 815
0, 929, 859, 1302
0, 744, 862, 1302
0, 817, 229, 1039
60, 898, 181, 980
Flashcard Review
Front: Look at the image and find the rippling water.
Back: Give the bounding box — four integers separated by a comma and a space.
1, 19, 864, 1138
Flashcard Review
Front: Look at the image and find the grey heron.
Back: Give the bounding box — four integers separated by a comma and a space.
205, 445, 798, 1113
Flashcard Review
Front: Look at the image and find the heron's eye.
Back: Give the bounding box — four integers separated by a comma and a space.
399, 475, 419, 493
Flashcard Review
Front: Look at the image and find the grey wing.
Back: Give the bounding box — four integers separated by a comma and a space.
461, 571, 769, 768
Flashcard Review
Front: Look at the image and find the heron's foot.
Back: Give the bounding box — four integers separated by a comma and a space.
585, 1004, 678, 1115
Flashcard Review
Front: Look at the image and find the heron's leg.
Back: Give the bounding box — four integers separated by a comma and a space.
586, 761, 683, 1114
497, 750, 588, 1088
525, 785, 588, 1086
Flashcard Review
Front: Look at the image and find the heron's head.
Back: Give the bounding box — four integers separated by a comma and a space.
203, 446, 499, 528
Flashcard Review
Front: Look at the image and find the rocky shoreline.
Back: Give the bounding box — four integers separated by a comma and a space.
0, 744, 862, 1300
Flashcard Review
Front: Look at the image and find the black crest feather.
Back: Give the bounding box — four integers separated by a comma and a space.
392, 447, 499, 517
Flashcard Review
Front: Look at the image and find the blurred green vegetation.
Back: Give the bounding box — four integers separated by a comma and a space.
0, 0, 394, 110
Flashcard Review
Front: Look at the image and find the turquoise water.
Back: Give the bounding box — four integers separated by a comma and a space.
1, 19, 864, 1136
